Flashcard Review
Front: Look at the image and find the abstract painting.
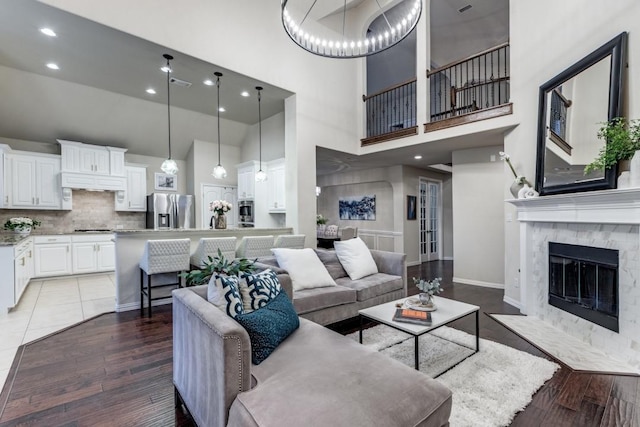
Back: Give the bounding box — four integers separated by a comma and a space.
339, 195, 376, 220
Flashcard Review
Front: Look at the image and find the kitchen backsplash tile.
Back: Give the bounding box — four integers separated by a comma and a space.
0, 190, 145, 233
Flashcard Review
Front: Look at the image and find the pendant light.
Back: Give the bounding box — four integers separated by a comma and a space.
211, 71, 227, 179
255, 86, 267, 182
160, 54, 179, 175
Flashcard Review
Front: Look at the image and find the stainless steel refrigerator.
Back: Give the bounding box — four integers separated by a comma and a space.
146, 193, 195, 229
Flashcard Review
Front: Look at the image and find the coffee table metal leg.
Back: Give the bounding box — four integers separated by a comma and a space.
414, 335, 419, 370
359, 315, 363, 344
475, 310, 480, 352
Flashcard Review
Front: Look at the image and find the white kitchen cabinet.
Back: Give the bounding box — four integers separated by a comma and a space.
201, 184, 237, 228
267, 158, 286, 212
237, 161, 258, 200
72, 235, 115, 274
115, 165, 147, 212
8, 153, 61, 209
79, 146, 109, 174
0, 237, 34, 311
34, 235, 72, 277
57, 140, 127, 176
0, 144, 9, 208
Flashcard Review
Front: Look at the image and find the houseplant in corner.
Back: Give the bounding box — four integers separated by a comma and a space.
3, 217, 41, 236
584, 118, 640, 187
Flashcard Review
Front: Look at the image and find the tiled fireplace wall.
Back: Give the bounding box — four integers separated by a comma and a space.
528, 222, 640, 368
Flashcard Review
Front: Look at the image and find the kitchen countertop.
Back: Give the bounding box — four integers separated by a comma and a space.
0, 234, 31, 246
0, 230, 116, 246
114, 227, 290, 234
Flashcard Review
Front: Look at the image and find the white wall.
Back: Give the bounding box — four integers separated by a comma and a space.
504, 0, 640, 305
240, 112, 285, 163
452, 145, 505, 288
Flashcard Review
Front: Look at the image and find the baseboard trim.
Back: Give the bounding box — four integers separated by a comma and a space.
406, 261, 422, 267
441, 256, 453, 261
503, 295, 523, 310
115, 299, 172, 313
453, 277, 504, 289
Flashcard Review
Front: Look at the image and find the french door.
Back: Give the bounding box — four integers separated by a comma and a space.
419, 178, 442, 262
201, 184, 237, 229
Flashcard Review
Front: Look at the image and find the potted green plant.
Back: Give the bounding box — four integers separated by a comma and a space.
3, 217, 41, 235
413, 277, 443, 310
182, 248, 257, 286
584, 118, 640, 174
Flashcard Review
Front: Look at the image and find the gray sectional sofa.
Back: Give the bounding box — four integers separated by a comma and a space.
254, 248, 407, 325
172, 284, 452, 427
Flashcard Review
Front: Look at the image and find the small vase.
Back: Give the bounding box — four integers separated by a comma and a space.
317, 224, 326, 236
510, 177, 526, 199
418, 293, 437, 311
13, 226, 31, 236
214, 214, 227, 230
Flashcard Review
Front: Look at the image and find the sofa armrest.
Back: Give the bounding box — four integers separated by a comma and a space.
172, 287, 251, 427
370, 250, 407, 296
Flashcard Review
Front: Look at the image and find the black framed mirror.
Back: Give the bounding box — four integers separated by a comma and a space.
535, 32, 627, 195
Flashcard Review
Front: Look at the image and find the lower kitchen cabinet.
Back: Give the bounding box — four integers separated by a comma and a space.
72, 235, 115, 274
0, 237, 34, 311
34, 235, 72, 277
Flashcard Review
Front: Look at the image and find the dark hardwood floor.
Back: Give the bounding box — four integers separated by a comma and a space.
0, 261, 637, 426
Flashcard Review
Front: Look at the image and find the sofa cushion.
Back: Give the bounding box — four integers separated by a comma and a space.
229, 319, 452, 427
235, 291, 300, 365
271, 248, 336, 291
207, 274, 244, 318
334, 237, 379, 280
239, 269, 282, 313
336, 273, 403, 302
313, 249, 349, 280
292, 285, 357, 315
253, 256, 288, 275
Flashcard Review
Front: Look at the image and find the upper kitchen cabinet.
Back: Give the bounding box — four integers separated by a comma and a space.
0, 144, 9, 208
115, 165, 147, 212
267, 158, 286, 212
58, 140, 127, 176
6, 152, 62, 209
237, 161, 259, 200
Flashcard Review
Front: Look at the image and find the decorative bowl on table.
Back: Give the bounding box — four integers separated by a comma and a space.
403, 297, 437, 312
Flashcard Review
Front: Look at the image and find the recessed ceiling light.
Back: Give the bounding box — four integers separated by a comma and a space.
146, 88, 156, 94
46, 62, 59, 70
414, 155, 422, 160
40, 28, 57, 37
218, 107, 226, 112
203, 79, 214, 86
241, 91, 250, 97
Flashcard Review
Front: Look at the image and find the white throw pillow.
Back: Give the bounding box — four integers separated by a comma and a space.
271, 248, 336, 291
333, 237, 378, 280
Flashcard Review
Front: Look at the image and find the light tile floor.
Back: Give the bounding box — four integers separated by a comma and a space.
0, 273, 116, 391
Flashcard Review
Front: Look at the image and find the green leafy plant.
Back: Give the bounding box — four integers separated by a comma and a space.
413, 277, 443, 296
182, 248, 257, 286
584, 118, 640, 174
316, 214, 327, 225
3, 217, 41, 231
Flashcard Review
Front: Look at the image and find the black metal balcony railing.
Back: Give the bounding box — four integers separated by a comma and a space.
428, 43, 510, 123
362, 78, 417, 144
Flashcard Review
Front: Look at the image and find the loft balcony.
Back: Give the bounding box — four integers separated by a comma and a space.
361, 43, 512, 146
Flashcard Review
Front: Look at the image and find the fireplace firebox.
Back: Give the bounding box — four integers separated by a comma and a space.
548, 242, 619, 332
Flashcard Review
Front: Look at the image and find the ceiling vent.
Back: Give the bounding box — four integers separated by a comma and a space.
458, 4, 472, 13
169, 77, 192, 88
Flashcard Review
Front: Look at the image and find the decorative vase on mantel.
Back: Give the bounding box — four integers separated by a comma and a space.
418, 293, 437, 311
214, 214, 227, 230
510, 176, 527, 199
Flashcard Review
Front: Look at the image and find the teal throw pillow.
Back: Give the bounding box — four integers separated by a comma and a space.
235, 291, 299, 365
240, 269, 283, 313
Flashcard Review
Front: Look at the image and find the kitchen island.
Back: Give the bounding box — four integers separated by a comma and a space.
113, 227, 293, 311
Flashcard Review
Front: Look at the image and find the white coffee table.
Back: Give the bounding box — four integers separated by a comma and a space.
358, 295, 480, 372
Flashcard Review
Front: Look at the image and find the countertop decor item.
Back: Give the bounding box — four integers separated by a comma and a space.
160, 53, 179, 175
584, 118, 640, 175
3, 217, 41, 235
211, 72, 227, 179
210, 199, 232, 229
499, 151, 532, 198
413, 276, 443, 311
281, 0, 422, 59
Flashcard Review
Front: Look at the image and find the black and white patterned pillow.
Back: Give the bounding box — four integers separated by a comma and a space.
207, 274, 244, 318
240, 269, 282, 313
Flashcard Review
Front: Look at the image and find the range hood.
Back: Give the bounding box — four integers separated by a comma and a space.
61, 172, 126, 192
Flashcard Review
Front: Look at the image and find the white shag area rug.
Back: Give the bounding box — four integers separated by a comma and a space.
348, 325, 560, 427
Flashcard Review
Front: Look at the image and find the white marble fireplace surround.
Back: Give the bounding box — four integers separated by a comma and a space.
508, 188, 640, 370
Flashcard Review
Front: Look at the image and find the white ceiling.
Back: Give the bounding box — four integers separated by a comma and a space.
0, 0, 293, 159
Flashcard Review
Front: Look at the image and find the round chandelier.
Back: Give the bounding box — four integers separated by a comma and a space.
281, 0, 422, 59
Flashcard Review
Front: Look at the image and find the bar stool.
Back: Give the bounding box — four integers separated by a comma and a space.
139, 238, 190, 317
236, 235, 274, 258
190, 237, 237, 268
273, 234, 306, 249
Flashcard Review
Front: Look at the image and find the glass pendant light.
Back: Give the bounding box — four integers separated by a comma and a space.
211, 71, 227, 179
255, 86, 267, 182
160, 54, 179, 175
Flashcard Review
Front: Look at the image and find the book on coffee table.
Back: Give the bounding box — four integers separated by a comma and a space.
392, 308, 432, 326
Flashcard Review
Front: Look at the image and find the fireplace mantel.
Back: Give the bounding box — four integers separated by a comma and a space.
507, 188, 640, 224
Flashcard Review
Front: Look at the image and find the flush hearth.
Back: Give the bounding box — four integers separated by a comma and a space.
548, 242, 618, 333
